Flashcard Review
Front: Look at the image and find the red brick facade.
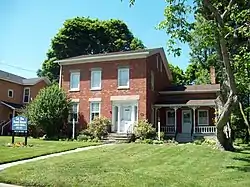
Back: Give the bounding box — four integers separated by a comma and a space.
61, 53, 170, 129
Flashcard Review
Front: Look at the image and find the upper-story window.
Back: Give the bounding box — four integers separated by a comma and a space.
91, 69, 102, 90
8, 89, 13, 98
70, 71, 80, 91
118, 67, 129, 88
23, 87, 30, 103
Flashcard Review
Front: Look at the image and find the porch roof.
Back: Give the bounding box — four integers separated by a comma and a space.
1, 101, 24, 110
154, 99, 216, 107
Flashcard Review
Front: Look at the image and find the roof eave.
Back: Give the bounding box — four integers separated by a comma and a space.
159, 90, 221, 94
55, 51, 150, 65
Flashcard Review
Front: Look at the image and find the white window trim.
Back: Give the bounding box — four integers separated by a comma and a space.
166, 110, 175, 126
69, 102, 79, 123
89, 102, 101, 122
90, 69, 102, 90
198, 109, 209, 126
8, 89, 13, 98
23, 87, 30, 103
118, 67, 130, 89
156, 55, 159, 70
69, 71, 80, 91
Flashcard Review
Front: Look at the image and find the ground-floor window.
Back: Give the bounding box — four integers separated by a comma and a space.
166, 110, 175, 126
69, 102, 79, 122
198, 110, 209, 125
90, 102, 100, 121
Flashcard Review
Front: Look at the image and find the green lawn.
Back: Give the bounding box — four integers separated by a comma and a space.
0, 136, 100, 164
0, 144, 250, 187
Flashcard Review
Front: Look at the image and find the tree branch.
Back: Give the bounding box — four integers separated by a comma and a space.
225, 23, 250, 38
203, 0, 224, 27
222, 0, 235, 20
239, 102, 250, 134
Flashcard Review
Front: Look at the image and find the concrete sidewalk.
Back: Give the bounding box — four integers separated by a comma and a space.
0, 144, 113, 171
0, 183, 22, 187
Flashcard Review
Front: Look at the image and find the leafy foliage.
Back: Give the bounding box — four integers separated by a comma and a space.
23, 84, 71, 139
38, 17, 145, 82
87, 116, 111, 140
169, 63, 187, 85
133, 119, 156, 140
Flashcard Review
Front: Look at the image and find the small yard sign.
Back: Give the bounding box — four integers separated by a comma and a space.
12, 116, 28, 132
11, 116, 28, 145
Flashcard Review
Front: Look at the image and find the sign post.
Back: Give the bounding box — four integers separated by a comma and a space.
12, 116, 28, 145
72, 118, 75, 139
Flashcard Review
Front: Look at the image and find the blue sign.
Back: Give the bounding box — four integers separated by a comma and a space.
12, 116, 28, 132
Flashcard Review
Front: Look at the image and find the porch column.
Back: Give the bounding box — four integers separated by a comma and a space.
157, 107, 161, 140
117, 104, 121, 133
154, 107, 158, 128
174, 107, 178, 133
131, 105, 135, 133
13, 109, 16, 118
111, 105, 115, 132
192, 107, 197, 135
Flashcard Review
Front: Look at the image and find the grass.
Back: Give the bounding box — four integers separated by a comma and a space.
0, 136, 100, 164
0, 144, 250, 187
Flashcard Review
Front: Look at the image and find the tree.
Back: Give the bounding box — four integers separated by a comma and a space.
24, 84, 71, 139
38, 17, 145, 82
128, 0, 250, 151
168, 63, 187, 85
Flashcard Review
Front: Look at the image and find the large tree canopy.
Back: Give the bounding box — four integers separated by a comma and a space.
38, 17, 145, 82
127, 0, 250, 151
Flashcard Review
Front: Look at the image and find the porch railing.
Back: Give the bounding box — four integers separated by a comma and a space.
195, 126, 216, 134
161, 125, 175, 134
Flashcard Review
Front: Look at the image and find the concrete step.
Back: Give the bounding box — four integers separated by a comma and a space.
176, 133, 192, 143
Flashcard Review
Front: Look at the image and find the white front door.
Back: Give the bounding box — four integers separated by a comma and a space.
120, 106, 132, 133
182, 110, 192, 133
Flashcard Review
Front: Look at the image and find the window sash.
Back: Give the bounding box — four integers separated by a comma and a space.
166, 111, 175, 125
8, 90, 13, 98
198, 110, 209, 125
151, 71, 154, 91
69, 103, 79, 122
118, 68, 129, 87
91, 70, 101, 89
90, 102, 100, 121
70, 72, 80, 90
23, 88, 30, 103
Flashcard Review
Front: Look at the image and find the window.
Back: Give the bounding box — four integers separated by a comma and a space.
23, 88, 30, 103
151, 71, 154, 91
69, 102, 79, 122
91, 69, 101, 90
166, 111, 175, 125
90, 102, 100, 121
198, 110, 209, 125
118, 67, 129, 88
70, 71, 80, 91
8, 89, 13, 98
156, 55, 159, 70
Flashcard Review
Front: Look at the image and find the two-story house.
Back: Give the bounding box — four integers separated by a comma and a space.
0, 70, 50, 135
56, 48, 221, 142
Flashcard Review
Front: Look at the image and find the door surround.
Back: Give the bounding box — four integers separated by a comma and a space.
182, 109, 192, 133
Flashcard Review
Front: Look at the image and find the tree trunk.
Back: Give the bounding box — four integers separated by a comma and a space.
216, 127, 235, 151
203, 0, 238, 151
239, 102, 250, 135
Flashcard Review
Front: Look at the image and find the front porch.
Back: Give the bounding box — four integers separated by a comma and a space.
153, 99, 218, 142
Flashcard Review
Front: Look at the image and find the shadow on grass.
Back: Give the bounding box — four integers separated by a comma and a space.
226, 149, 250, 172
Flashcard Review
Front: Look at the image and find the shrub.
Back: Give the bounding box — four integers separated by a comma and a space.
133, 120, 156, 140
202, 138, 216, 146
77, 134, 92, 142
87, 116, 111, 140
153, 140, 164, 144
23, 84, 71, 139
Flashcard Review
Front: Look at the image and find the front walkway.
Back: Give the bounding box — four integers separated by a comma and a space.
0, 144, 113, 171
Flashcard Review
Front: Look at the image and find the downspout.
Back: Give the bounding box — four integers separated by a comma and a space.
58, 63, 62, 88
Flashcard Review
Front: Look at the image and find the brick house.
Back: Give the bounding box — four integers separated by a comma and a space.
56, 48, 220, 141
0, 70, 50, 135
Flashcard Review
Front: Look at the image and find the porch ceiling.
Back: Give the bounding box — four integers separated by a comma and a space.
1, 101, 24, 110
154, 99, 216, 107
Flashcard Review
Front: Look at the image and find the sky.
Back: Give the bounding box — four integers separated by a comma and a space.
0, 0, 191, 78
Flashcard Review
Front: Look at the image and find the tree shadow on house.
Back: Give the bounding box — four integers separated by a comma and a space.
65, 113, 87, 139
